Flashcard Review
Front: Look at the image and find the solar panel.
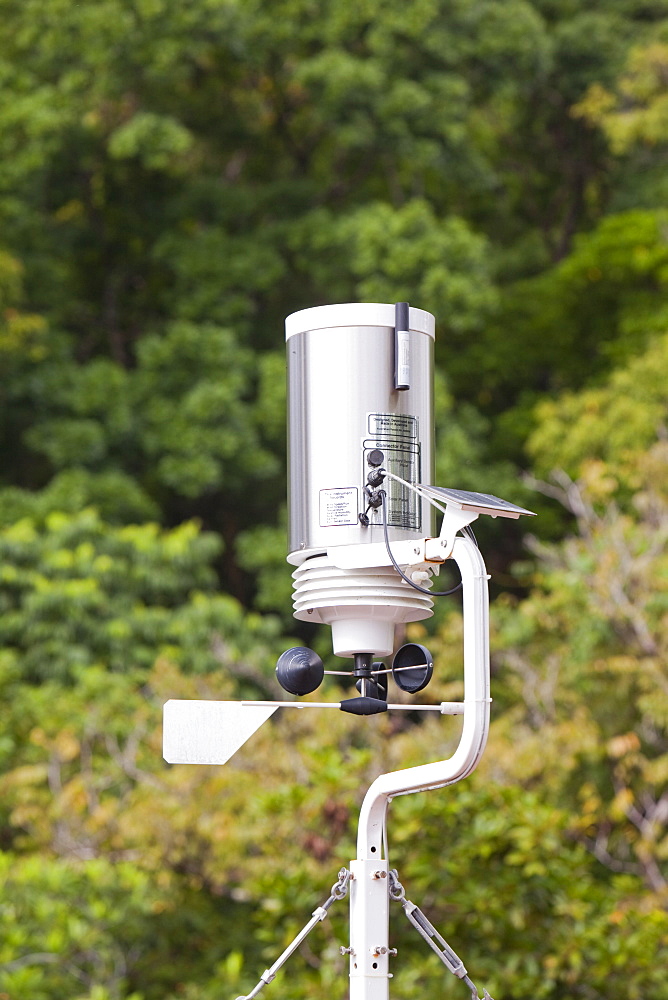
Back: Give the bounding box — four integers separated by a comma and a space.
417, 485, 536, 519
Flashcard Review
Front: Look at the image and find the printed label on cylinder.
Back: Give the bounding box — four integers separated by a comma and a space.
319, 487, 359, 527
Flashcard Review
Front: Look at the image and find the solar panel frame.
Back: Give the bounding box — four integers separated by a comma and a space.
417, 485, 536, 518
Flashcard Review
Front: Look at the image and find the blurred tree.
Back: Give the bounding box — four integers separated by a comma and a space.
529, 331, 668, 489
0, 848, 259, 1000
455, 209, 668, 488
0, 0, 663, 593
1, 2, 668, 998
573, 36, 668, 209
0, 508, 289, 686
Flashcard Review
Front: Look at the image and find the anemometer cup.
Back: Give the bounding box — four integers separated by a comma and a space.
276, 646, 325, 696
392, 643, 433, 693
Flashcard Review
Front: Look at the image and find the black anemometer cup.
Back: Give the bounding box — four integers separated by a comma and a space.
276, 647, 325, 696
392, 643, 434, 693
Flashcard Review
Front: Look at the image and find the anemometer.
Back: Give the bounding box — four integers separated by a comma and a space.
163, 302, 535, 1000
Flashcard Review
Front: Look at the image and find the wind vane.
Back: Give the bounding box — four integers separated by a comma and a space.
163, 302, 535, 1000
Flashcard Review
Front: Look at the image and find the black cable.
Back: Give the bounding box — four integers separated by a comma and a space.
380, 490, 463, 598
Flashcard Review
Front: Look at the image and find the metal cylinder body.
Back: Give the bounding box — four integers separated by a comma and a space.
286, 303, 435, 563
285, 303, 436, 658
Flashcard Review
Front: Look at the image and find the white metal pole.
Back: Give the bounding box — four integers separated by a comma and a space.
348, 859, 391, 1000
348, 533, 491, 998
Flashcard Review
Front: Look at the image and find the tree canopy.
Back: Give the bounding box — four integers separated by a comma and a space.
1, 2, 667, 998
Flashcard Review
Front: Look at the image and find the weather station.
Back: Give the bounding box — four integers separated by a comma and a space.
163, 302, 535, 1000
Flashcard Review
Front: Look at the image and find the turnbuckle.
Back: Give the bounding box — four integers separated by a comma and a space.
388, 870, 494, 1000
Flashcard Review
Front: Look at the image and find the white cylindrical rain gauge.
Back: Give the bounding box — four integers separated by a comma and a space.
285, 302, 436, 657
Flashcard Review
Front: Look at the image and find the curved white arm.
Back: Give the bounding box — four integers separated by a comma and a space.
356, 533, 490, 859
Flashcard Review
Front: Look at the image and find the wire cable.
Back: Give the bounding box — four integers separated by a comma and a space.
381, 468, 449, 515
380, 491, 462, 598
463, 523, 478, 548
379, 467, 480, 552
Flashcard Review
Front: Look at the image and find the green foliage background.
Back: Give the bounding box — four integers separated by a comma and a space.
1, 1, 668, 997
